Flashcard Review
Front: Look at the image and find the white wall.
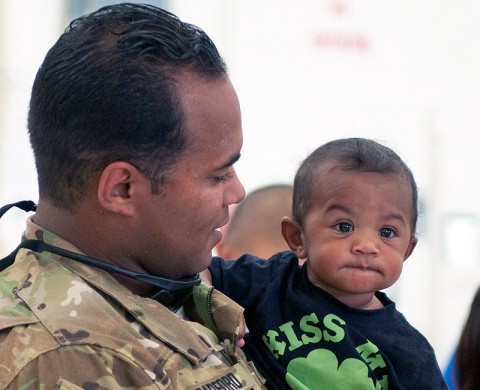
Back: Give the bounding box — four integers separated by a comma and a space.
172, 0, 480, 368
1, 0, 479, 370
0, 1, 64, 247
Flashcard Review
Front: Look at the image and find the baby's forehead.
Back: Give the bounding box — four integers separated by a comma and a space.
312, 167, 414, 203
315, 164, 409, 184
314, 167, 415, 213
314, 160, 410, 181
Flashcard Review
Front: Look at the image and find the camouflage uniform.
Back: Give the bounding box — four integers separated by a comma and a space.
0, 218, 266, 389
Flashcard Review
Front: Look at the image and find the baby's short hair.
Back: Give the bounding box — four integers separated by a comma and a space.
292, 138, 418, 234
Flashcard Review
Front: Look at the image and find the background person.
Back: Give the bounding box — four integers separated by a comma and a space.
216, 184, 293, 259
444, 286, 480, 390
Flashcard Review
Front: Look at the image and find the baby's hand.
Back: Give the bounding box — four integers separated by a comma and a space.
236, 315, 246, 348
200, 268, 213, 285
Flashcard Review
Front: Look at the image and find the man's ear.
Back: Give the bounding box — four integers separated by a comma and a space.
403, 236, 418, 261
97, 161, 146, 216
281, 216, 307, 259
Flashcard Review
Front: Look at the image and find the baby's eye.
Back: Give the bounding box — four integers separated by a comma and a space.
379, 227, 396, 238
335, 222, 353, 233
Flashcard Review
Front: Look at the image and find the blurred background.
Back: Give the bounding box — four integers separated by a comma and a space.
1, 0, 479, 371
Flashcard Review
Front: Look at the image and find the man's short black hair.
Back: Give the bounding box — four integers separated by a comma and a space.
28, 3, 228, 209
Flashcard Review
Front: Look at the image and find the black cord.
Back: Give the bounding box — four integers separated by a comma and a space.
0, 200, 201, 295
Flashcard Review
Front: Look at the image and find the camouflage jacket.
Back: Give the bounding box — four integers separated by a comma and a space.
0, 218, 265, 389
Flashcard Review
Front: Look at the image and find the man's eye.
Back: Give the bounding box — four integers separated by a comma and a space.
215, 171, 233, 183
335, 222, 353, 233
379, 228, 395, 238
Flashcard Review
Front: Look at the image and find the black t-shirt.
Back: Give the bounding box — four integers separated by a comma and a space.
210, 251, 447, 390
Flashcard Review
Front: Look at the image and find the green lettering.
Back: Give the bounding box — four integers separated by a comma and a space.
322, 314, 345, 342
262, 330, 286, 359
279, 321, 303, 351
300, 312, 322, 345
356, 340, 386, 370
376, 375, 389, 389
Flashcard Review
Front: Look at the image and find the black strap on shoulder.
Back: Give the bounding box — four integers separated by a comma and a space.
0, 200, 36, 218
1, 238, 200, 291
0, 200, 201, 310
0, 201, 37, 271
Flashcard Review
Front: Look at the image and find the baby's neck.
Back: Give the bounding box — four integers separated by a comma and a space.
343, 294, 384, 310
319, 285, 384, 310
306, 269, 385, 310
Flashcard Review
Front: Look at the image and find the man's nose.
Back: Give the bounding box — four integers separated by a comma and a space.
225, 169, 245, 206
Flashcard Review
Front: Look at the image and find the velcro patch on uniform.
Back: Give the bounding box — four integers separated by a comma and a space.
193, 363, 257, 389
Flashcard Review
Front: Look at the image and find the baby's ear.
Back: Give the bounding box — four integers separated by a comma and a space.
404, 236, 418, 261
281, 216, 307, 259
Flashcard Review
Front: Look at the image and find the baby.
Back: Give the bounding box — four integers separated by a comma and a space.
207, 138, 447, 389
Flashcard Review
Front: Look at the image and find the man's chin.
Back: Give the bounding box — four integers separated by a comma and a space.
188, 252, 214, 277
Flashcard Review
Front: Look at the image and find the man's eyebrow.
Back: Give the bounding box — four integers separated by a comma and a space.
217, 153, 241, 170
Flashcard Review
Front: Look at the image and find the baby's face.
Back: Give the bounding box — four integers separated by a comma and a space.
302, 170, 416, 308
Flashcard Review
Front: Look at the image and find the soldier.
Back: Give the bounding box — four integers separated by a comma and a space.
0, 3, 265, 388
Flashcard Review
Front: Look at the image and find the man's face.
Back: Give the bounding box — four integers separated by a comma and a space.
138, 75, 245, 279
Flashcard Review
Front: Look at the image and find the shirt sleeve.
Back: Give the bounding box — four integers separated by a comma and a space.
209, 253, 286, 310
